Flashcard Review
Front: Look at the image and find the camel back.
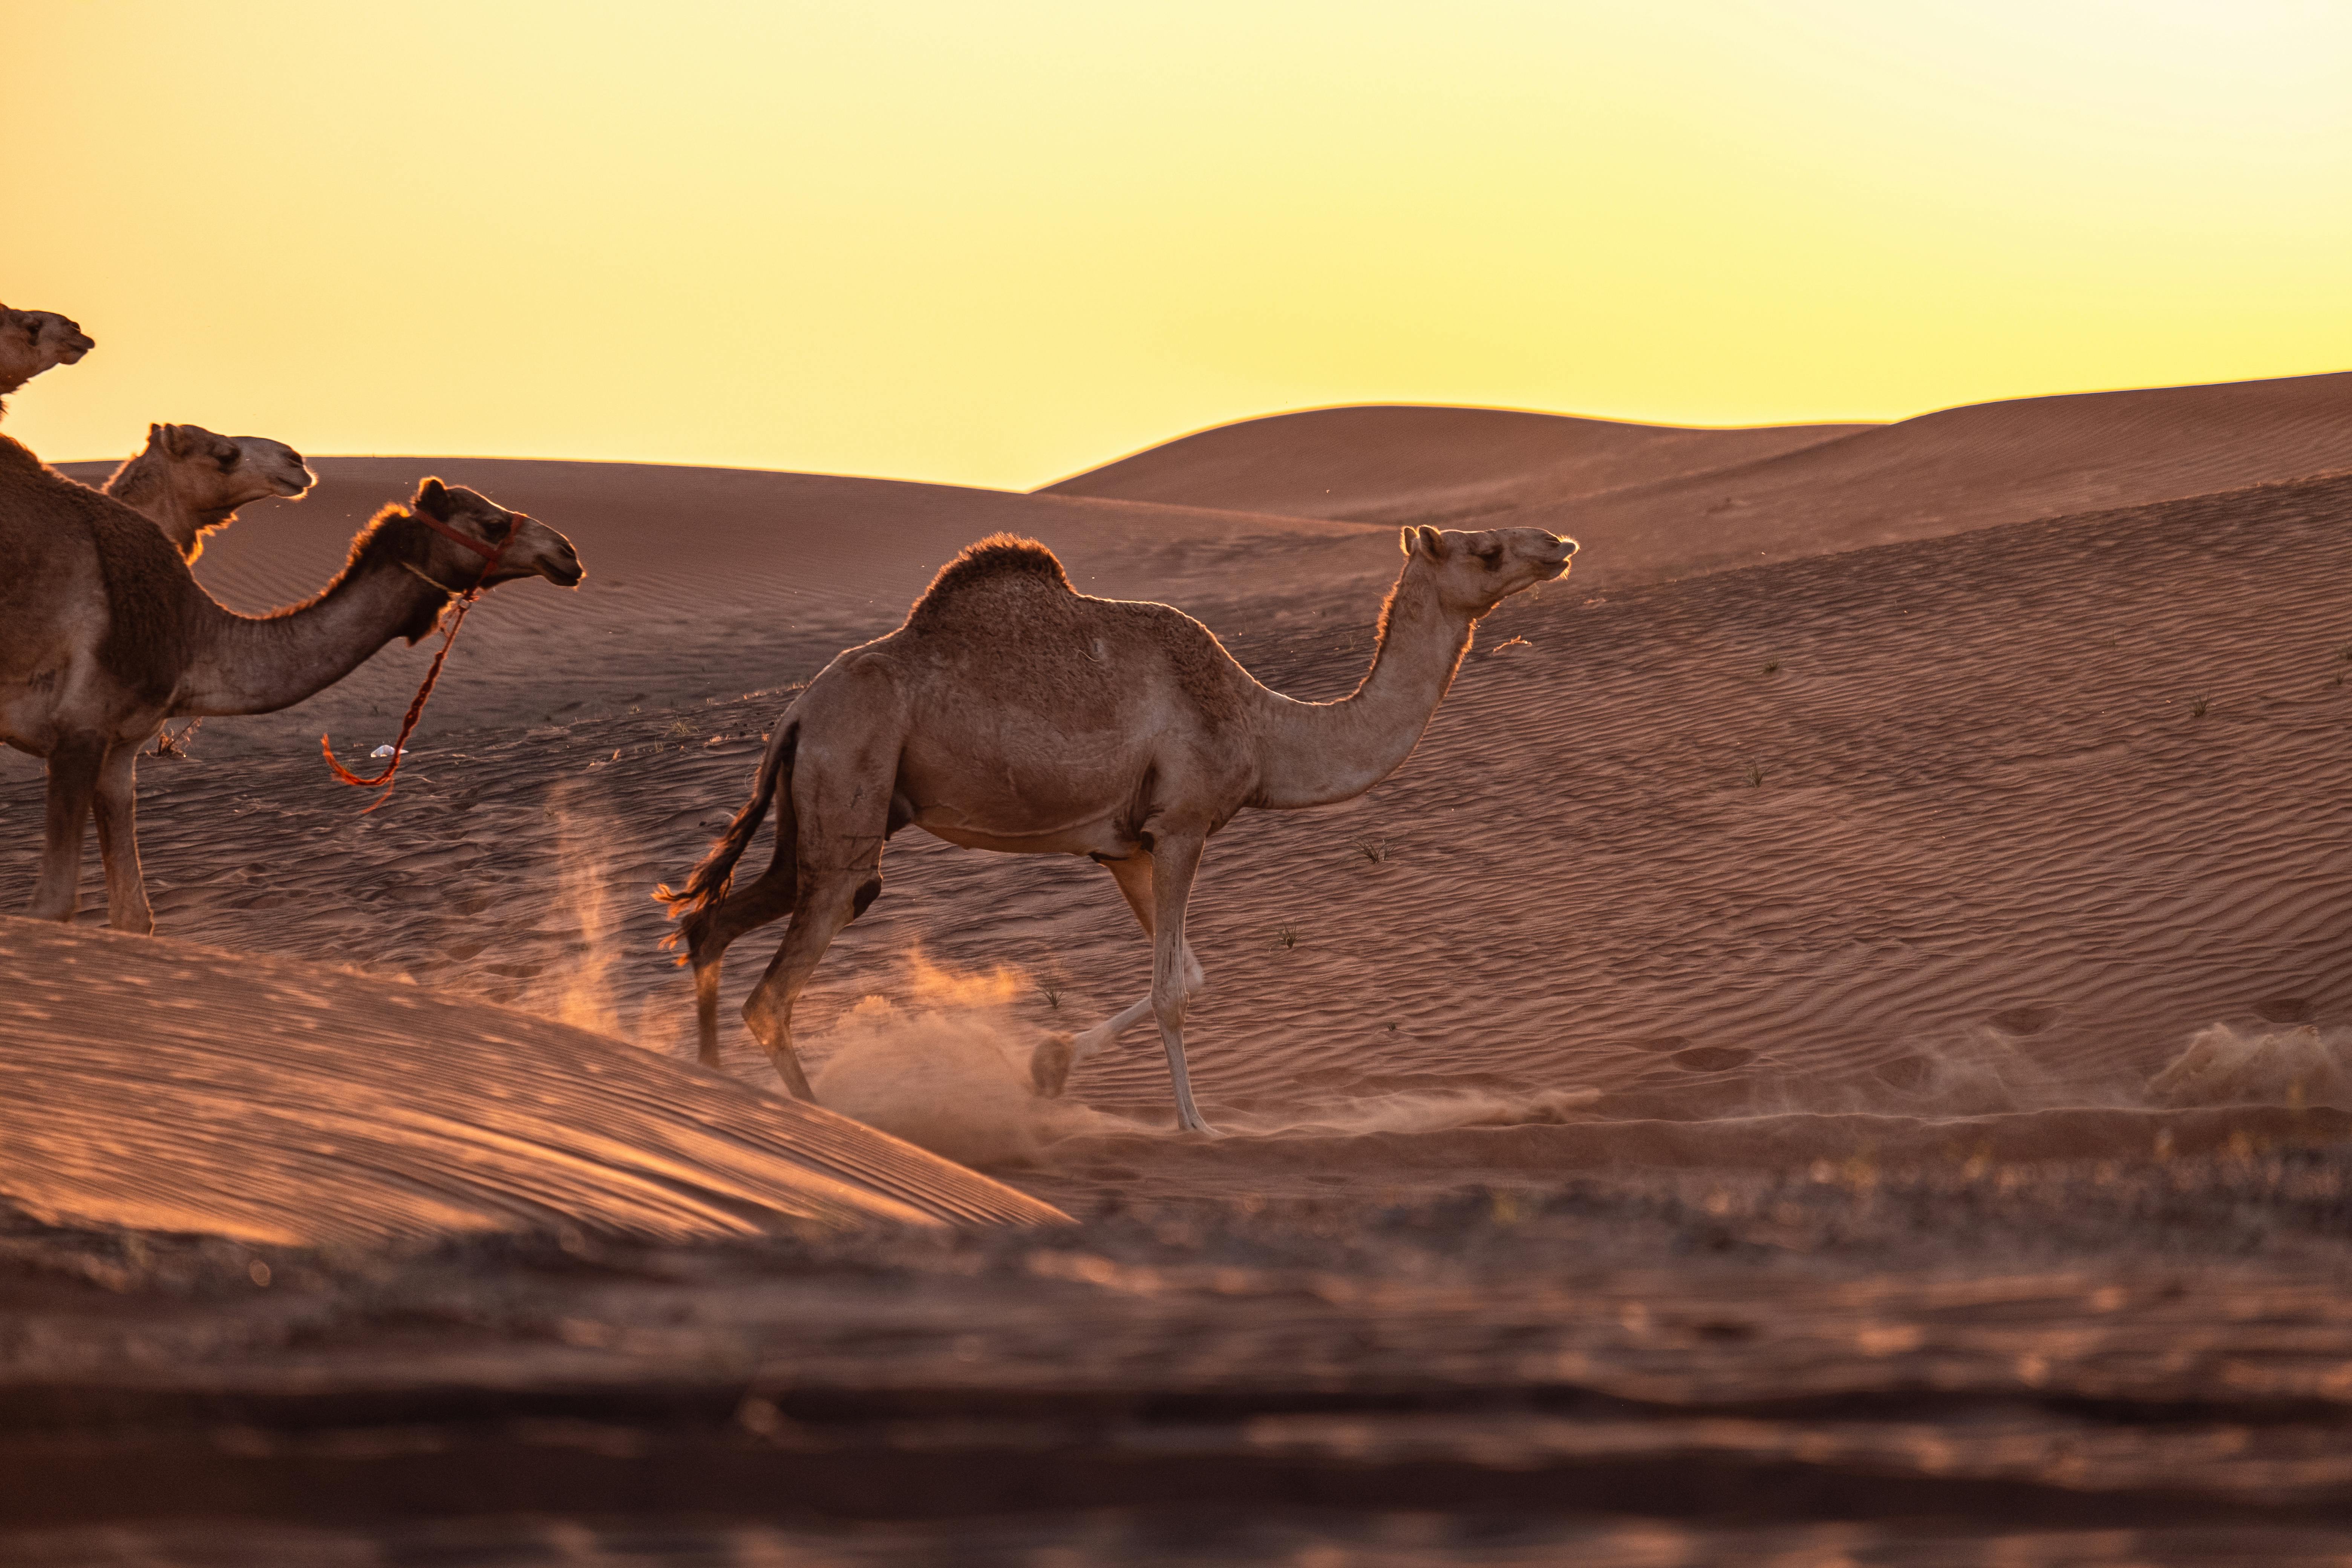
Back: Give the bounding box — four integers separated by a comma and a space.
904, 533, 1072, 631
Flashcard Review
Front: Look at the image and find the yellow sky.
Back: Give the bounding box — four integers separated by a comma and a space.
7, 1, 2348, 489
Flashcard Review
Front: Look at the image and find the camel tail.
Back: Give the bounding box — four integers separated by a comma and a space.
657, 719, 796, 960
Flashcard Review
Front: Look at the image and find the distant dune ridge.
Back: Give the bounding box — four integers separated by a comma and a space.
3, 367, 2350, 1222
1042, 371, 2352, 585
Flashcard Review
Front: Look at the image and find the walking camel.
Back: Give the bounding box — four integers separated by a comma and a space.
0, 448, 584, 931
662, 523, 1576, 1133
103, 423, 315, 560
0, 305, 94, 414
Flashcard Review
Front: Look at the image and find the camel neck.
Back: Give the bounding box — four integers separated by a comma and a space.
103, 455, 201, 557
175, 546, 450, 717
1247, 562, 1476, 810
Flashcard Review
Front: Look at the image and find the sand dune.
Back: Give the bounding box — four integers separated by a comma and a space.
1044, 372, 2352, 587
0, 917, 1063, 1244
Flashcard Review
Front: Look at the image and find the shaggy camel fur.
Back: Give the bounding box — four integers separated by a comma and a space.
0, 449, 584, 930
104, 422, 314, 561
664, 524, 1576, 1132
0, 306, 94, 414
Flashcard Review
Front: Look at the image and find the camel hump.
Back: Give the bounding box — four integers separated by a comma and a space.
906, 533, 1072, 625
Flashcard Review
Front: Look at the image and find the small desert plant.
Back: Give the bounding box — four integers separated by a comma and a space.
1274, 923, 1300, 949
1762, 659, 1781, 675
666, 718, 695, 738
2190, 695, 2209, 719
1744, 762, 1765, 788
1354, 837, 1389, 864
1041, 985, 1062, 1010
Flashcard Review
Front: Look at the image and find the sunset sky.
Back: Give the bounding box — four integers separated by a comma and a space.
8, 1, 2348, 489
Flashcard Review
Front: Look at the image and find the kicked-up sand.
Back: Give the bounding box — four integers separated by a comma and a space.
5, 372, 2352, 1563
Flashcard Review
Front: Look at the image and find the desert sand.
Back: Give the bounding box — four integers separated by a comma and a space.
6, 372, 2352, 1562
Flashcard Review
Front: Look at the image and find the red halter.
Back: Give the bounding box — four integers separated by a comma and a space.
318, 510, 519, 811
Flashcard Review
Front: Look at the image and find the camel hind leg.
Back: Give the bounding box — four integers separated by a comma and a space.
740, 728, 896, 1101
27, 738, 103, 923
687, 789, 800, 1069
690, 867, 797, 1068
90, 743, 153, 934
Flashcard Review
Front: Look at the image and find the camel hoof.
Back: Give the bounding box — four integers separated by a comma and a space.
1031, 1032, 1076, 1098
768, 1054, 816, 1103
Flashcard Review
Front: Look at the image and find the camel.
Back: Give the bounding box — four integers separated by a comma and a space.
0, 306, 94, 414
662, 523, 1576, 1133
0, 447, 583, 931
103, 423, 314, 561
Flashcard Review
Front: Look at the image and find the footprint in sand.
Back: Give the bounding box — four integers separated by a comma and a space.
1988, 1004, 2062, 1037
1874, 1054, 1932, 1090
1670, 1044, 1755, 1073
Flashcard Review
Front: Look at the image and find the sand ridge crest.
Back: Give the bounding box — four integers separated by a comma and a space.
0, 917, 1067, 1244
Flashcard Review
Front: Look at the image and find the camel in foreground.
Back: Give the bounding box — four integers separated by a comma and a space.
0, 306, 94, 413
103, 422, 315, 560
663, 524, 1576, 1132
0, 448, 584, 931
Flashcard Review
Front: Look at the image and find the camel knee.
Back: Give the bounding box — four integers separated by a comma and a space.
1180, 948, 1207, 998
741, 984, 783, 1043
1152, 977, 1190, 1034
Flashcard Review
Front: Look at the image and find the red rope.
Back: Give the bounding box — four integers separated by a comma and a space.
318, 513, 514, 814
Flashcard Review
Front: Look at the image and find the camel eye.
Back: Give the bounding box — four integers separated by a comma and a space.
1476, 547, 1502, 568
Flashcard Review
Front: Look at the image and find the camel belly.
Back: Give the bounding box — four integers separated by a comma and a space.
914, 814, 1136, 858
894, 730, 1148, 858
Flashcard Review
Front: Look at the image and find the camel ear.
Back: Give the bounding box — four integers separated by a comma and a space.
146, 423, 166, 449
159, 423, 192, 458
1414, 525, 1447, 560
415, 477, 450, 520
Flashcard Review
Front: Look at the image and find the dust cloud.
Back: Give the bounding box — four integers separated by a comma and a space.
808, 954, 1133, 1165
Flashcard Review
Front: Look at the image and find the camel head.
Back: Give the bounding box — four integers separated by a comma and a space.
0, 305, 95, 397
408, 475, 586, 601
1401, 524, 1577, 616
148, 422, 315, 508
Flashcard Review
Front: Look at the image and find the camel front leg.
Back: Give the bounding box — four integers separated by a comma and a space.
1031, 850, 1206, 1097
90, 743, 154, 934
28, 740, 103, 923
1146, 831, 1217, 1135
